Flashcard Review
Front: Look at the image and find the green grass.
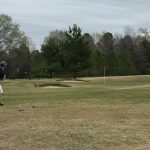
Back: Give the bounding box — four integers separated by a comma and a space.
0, 75, 150, 150
2, 76, 150, 106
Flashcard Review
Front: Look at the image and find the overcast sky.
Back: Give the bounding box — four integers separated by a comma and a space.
0, 0, 150, 49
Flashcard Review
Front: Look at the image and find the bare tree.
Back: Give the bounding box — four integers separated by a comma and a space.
124, 25, 135, 37
0, 14, 25, 53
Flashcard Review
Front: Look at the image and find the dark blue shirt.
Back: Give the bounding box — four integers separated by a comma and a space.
0, 67, 4, 80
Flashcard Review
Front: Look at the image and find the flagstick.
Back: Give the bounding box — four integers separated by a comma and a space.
104, 65, 106, 85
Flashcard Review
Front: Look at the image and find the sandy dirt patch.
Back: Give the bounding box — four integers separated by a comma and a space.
62, 80, 84, 83
42, 86, 66, 88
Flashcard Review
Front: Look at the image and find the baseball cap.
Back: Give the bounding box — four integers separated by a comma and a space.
0, 61, 7, 66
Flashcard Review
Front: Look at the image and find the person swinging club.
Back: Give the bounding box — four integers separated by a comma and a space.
0, 61, 7, 106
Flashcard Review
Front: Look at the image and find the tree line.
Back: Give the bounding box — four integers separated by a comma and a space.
0, 14, 150, 79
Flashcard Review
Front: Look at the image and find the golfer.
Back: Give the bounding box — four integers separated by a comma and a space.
0, 61, 7, 106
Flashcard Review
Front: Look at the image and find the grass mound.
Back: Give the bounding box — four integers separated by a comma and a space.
34, 82, 71, 88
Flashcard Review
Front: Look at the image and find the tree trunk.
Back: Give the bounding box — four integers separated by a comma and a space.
49, 70, 53, 79
73, 71, 76, 79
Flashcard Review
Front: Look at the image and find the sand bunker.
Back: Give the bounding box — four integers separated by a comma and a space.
42, 86, 65, 88
62, 80, 83, 83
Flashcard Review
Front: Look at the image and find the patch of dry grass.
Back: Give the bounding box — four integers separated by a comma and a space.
1, 104, 150, 150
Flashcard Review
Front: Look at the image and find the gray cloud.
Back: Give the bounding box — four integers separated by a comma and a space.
0, 0, 150, 49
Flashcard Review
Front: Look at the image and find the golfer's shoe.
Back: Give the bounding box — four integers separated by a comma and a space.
0, 102, 4, 106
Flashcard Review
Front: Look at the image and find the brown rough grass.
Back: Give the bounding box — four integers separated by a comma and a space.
1, 104, 150, 150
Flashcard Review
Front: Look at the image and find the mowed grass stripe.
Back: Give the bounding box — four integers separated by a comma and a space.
1, 76, 150, 106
